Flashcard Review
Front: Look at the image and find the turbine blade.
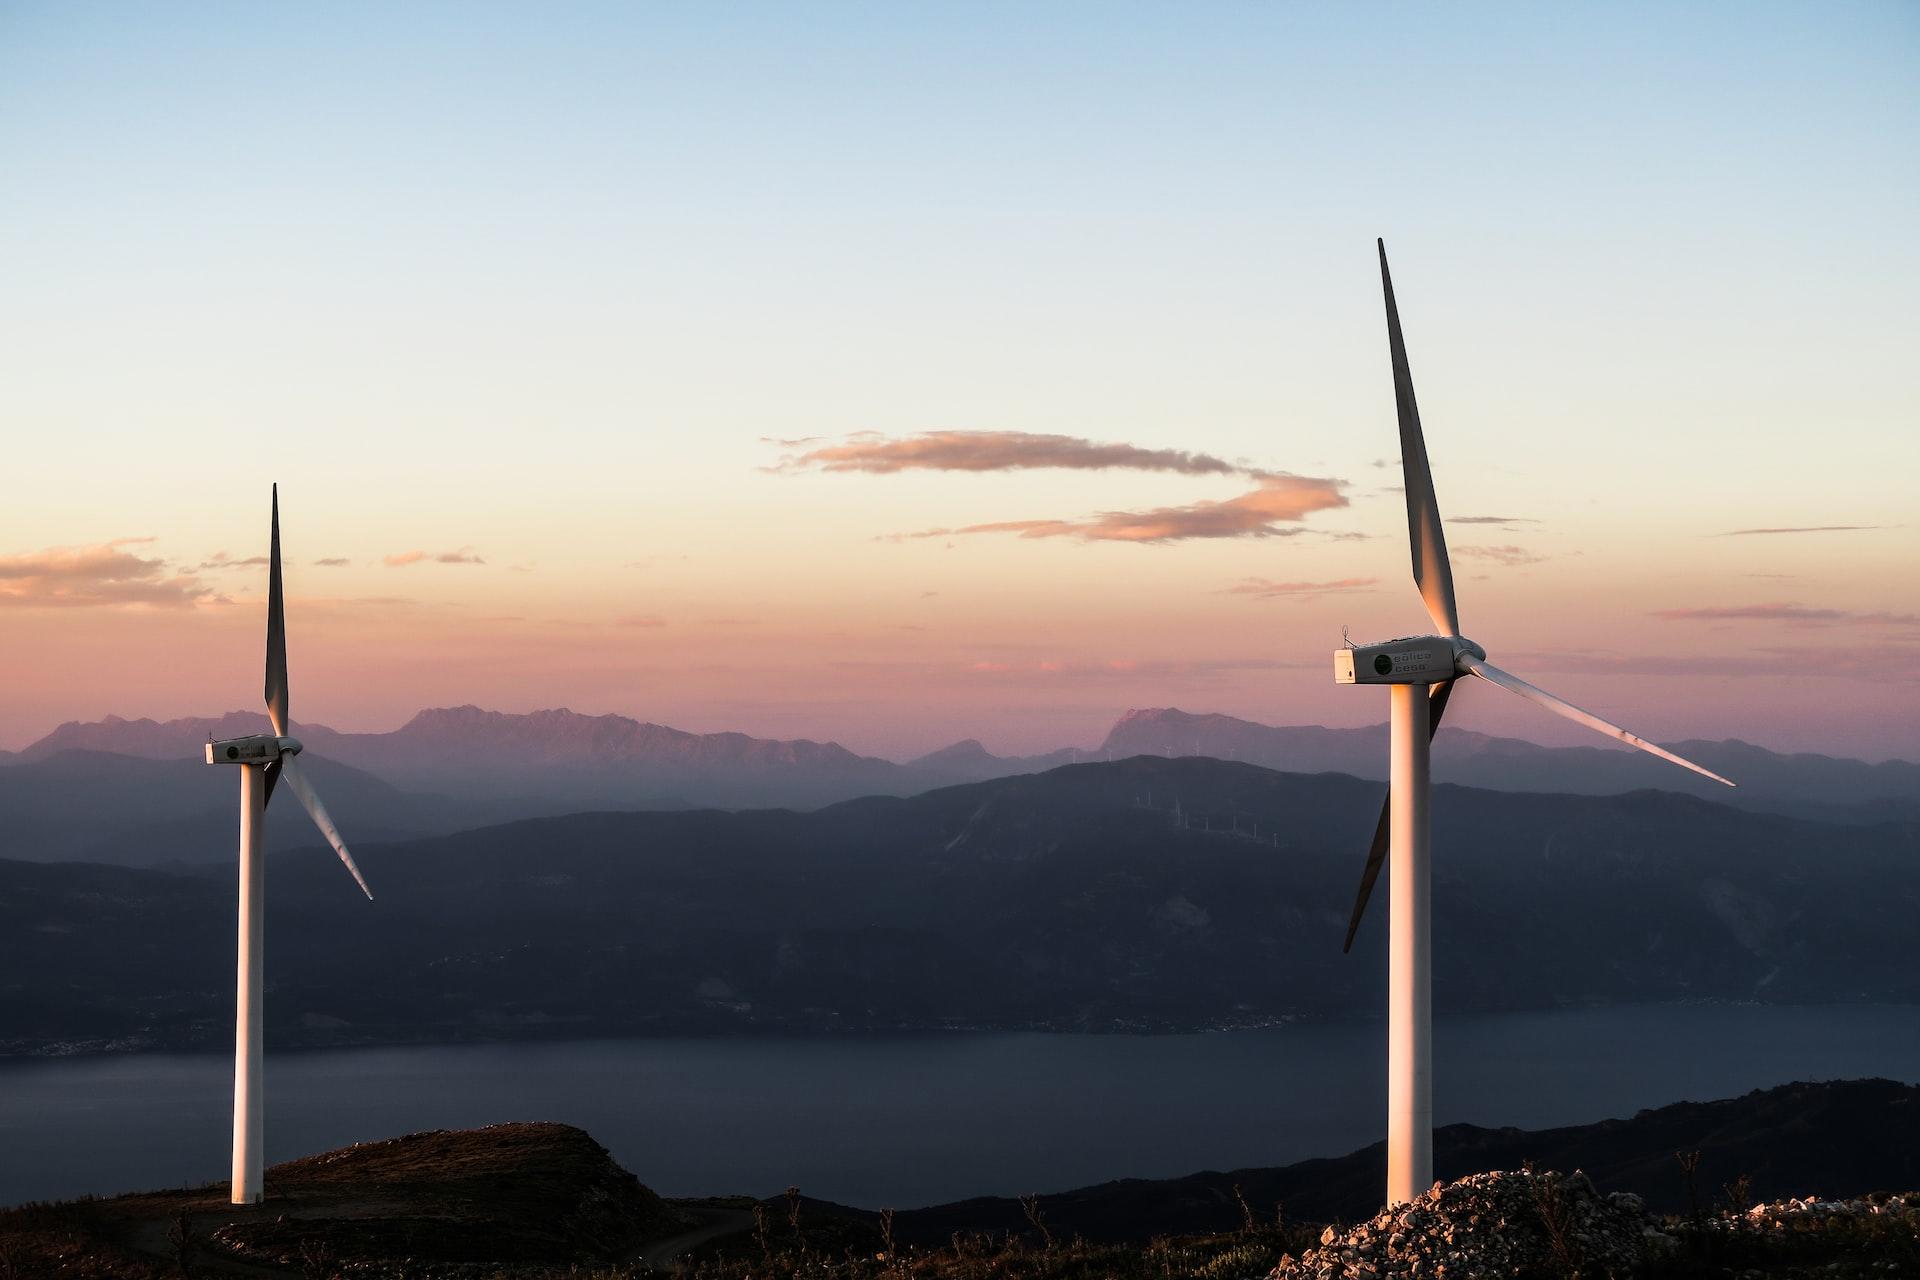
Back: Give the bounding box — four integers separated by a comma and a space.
262, 757, 282, 809
1379, 240, 1459, 637
1342, 679, 1454, 953
264, 485, 289, 738
279, 755, 374, 899
1460, 656, 1735, 787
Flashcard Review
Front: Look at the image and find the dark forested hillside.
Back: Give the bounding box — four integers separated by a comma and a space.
2, 756, 1916, 1055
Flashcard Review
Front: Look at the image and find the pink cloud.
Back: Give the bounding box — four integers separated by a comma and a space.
191, 552, 270, 571
313, 557, 352, 567
615, 614, 668, 628
384, 547, 485, 567
1454, 544, 1550, 566
955, 655, 1307, 683
1720, 525, 1883, 536
0, 542, 212, 609
1226, 576, 1379, 600
906, 474, 1350, 544
773, 430, 1255, 477
1511, 644, 1920, 683
1652, 603, 1917, 626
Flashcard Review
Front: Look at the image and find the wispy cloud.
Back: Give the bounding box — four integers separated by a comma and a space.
313, 557, 352, 567
1510, 643, 1920, 683
0, 542, 213, 609
772, 430, 1258, 478
949, 655, 1313, 683
788, 431, 1353, 544
1719, 525, 1884, 536
1448, 515, 1538, 527
384, 547, 486, 567
1225, 576, 1379, 601
615, 614, 667, 628
1652, 602, 1918, 626
283, 594, 440, 618
901, 474, 1350, 544
1454, 544, 1550, 566
190, 552, 271, 571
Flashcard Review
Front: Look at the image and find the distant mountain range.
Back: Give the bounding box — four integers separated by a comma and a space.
4, 705, 1914, 868
4, 756, 1915, 1056
1100, 708, 1920, 824
15, 706, 912, 811
0, 748, 482, 866
906, 737, 1085, 780
4, 707, 929, 864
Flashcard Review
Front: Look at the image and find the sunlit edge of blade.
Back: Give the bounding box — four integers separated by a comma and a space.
1378, 239, 1460, 639
1460, 656, 1735, 788
279, 755, 375, 899
265, 484, 289, 738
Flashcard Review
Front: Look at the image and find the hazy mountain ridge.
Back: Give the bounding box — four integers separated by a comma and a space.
372, 705, 875, 770
21, 712, 305, 761
0, 748, 498, 866
1098, 707, 1920, 823
22, 706, 884, 773
17, 705, 922, 821
3, 756, 1915, 1056
7, 705, 1914, 868
907, 737, 1087, 781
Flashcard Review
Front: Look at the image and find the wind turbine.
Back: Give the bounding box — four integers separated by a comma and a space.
1337, 241, 1733, 1209
203, 486, 373, 1205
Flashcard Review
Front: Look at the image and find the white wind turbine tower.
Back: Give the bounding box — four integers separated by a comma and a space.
1337, 241, 1734, 1209
204, 486, 373, 1205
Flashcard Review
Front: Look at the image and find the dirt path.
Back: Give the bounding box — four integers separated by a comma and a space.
118, 1191, 447, 1277
630, 1206, 756, 1270
121, 1201, 299, 1277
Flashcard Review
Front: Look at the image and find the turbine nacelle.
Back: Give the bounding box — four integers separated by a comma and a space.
1333, 635, 1485, 685
204, 734, 304, 765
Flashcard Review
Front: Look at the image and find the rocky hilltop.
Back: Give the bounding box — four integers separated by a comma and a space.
0, 1122, 682, 1277
1269, 1173, 1919, 1278
1273, 1169, 1660, 1278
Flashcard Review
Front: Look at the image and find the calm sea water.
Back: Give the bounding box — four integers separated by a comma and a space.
2, 1004, 1915, 1210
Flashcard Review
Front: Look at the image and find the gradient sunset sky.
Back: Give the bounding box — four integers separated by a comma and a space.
2, 3, 1915, 760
